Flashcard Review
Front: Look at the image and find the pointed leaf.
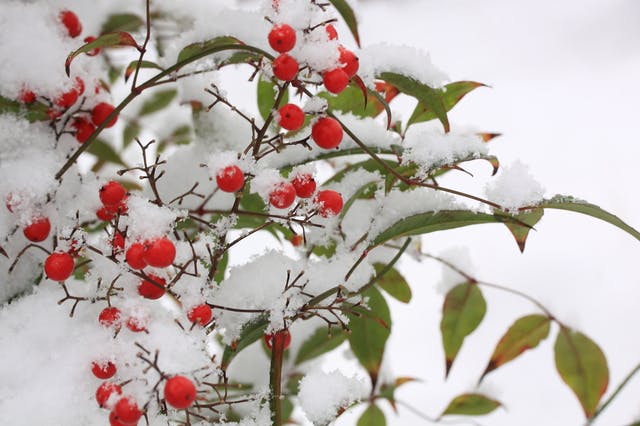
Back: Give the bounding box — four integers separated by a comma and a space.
328, 0, 361, 46
123, 121, 141, 148
66, 32, 139, 75
0, 96, 49, 122
86, 139, 127, 166
138, 89, 177, 116
408, 81, 486, 127
100, 13, 144, 34
124, 60, 163, 82
554, 328, 609, 418
441, 283, 486, 376
357, 404, 386, 426
481, 314, 550, 380
295, 327, 348, 365
319, 86, 381, 119
442, 393, 501, 416
257, 76, 289, 122
176, 36, 243, 64
221, 315, 269, 369
373, 263, 411, 303
504, 208, 544, 252
541, 195, 640, 242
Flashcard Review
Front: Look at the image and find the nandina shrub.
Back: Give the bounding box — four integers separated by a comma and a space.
0, 1, 638, 425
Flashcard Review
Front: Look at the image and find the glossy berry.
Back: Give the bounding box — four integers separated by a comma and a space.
311, 117, 343, 149
23, 217, 51, 242
268, 24, 296, 53
291, 173, 316, 198
19, 88, 36, 104
96, 206, 115, 222
112, 397, 142, 425
99, 181, 127, 207
187, 304, 213, 326
143, 237, 175, 268
290, 234, 303, 247
54, 88, 79, 108
315, 190, 343, 217
277, 104, 304, 131
96, 382, 122, 408
108, 410, 128, 426
325, 24, 338, 40
125, 243, 147, 270
164, 376, 197, 409
91, 102, 118, 128
44, 252, 75, 281
137, 274, 166, 300
59, 10, 82, 38
126, 317, 147, 333
338, 46, 359, 78
98, 307, 121, 329
72, 117, 95, 143
323, 68, 350, 94
216, 165, 245, 193
269, 182, 296, 209
84, 36, 101, 56
272, 53, 299, 81
91, 360, 117, 380
264, 330, 291, 350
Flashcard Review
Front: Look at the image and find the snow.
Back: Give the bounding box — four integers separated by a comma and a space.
485, 160, 545, 212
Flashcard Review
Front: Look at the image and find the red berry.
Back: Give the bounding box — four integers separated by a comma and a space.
268, 24, 296, 53
264, 330, 291, 350
277, 104, 305, 131
187, 304, 213, 326
125, 243, 147, 270
98, 307, 121, 329
59, 10, 82, 38
74, 77, 85, 96
109, 410, 129, 426
143, 238, 176, 268
84, 36, 101, 56
272, 54, 299, 81
269, 182, 296, 209
96, 382, 122, 408
100, 181, 127, 207
54, 88, 79, 108
44, 252, 75, 281
325, 24, 338, 40
315, 190, 343, 217
164, 376, 197, 409
91, 360, 117, 380
23, 217, 51, 242
91, 102, 118, 128
291, 174, 316, 198
72, 117, 95, 144
112, 232, 125, 253
216, 165, 245, 193
112, 397, 142, 425
47, 108, 62, 120
311, 117, 343, 149
290, 234, 303, 247
126, 317, 147, 333
138, 274, 166, 300
96, 206, 115, 222
338, 46, 359, 78
323, 68, 350, 94
19, 88, 36, 104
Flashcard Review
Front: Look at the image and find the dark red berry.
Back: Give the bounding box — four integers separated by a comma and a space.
23, 217, 51, 242
272, 53, 299, 81
268, 24, 296, 53
325, 24, 338, 40
109, 410, 128, 426
84, 36, 101, 56
269, 182, 296, 209
96, 206, 115, 222
54, 88, 79, 108
91, 360, 117, 380
44, 252, 75, 281
19, 88, 36, 104
100, 181, 127, 207
125, 243, 147, 270
338, 46, 359, 78
59, 10, 82, 38
96, 382, 122, 408
143, 238, 175, 268
98, 307, 121, 329
264, 330, 291, 350
290, 234, 303, 247
91, 102, 118, 128
315, 190, 343, 217
126, 317, 147, 333
323, 68, 350, 94
112, 397, 142, 425
164, 376, 197, 409
311, 117, 343, 149
137, 274, 166, 300
216, 165, 245, 193
72, 117, 95, 143
111, 232, 125, 253
291, 174, 316, 198
187, 304, 213, 326
277, 104, 304, 131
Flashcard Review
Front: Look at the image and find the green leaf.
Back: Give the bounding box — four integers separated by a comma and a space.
66, 32, 139, 76
357, 404, 386, 426
481, 314, 551, 380
86, 139, 127, 166
442, 393, 501, 416
408, 81, 486, 127
257, 76, 289, 122
122, 121, 141, 148
380, 72, 449, 132
441, 283, 486, 376
319, 85, 382, 118
176, 36, 244, 64
214, 251, 228, 284
221, 315, 269, 369
541, 195, 640, 242
0, 96, 49, 122
295, 327, 347, 365
139, 89, 177, 116
503, 208, 544, 253
373, 263, 411, 303
124, 60, 163, 82
328, 0, 360, 46
348, 287, 391, 386
100, 13, 144, 34
554, 328, 609, 418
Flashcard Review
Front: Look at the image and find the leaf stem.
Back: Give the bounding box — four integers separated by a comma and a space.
586, 362, 640, 425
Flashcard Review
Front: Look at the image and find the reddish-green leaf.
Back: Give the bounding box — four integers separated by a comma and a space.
554, 328, 609, 418
442, 393, 501, 416
441, 283, 486, 376
481, 314, 551, 380
379, 377, 419, 413
295, 327, 347, 365
66, 32, 139, 76
373, 263, 412, 303
357, 403, 385, 426
328, 0, 361, 46
408, 81, 486, 127
124, 60, 163, 82
503, 208, 544, 252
